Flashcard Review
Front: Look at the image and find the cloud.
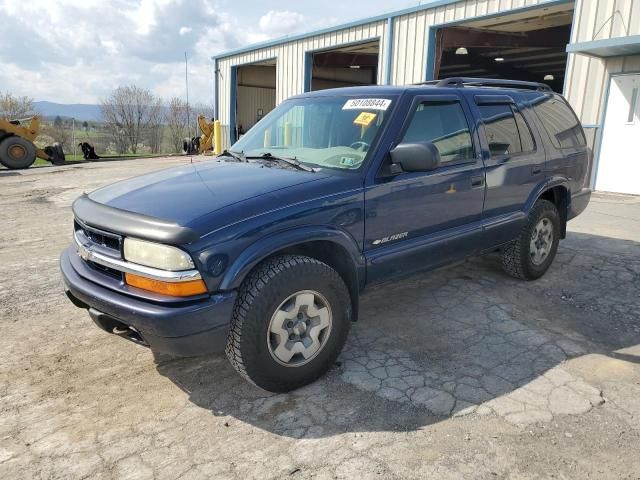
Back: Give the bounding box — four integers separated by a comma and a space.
0, 0, 420, 105
0, 0, 246, 104
258, 10, 306, 36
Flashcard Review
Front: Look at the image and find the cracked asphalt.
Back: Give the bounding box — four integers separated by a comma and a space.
1, 157, 640, 479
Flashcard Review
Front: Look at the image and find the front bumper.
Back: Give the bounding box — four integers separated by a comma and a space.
60, 247, 236, 356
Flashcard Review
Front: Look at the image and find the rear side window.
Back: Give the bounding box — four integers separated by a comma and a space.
533, 97, 586, 149
478, 104, 535, 156
514, 110, 535, 152
401, 100, 473, 164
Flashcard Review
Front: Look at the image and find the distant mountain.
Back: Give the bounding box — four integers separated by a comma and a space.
34, 101, 103, 122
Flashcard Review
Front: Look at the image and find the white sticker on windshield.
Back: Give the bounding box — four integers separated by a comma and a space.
342, 98, 392, 111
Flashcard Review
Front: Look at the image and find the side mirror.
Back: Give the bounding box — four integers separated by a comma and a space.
389, 142, 441, 172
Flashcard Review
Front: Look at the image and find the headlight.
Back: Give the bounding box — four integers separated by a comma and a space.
123, 238, 195, 271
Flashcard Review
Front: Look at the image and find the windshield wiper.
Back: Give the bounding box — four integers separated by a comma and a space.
218, 150, 247, 162
245, 152, 315, 172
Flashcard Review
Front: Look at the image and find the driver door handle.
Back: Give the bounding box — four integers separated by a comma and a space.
471, 175, 485, 188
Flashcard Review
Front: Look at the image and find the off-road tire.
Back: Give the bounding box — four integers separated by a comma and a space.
0, 136, 36, 169
501, 199, 561, 280
225, 255, 351, 392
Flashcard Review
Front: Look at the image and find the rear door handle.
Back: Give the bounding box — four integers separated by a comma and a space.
471, 175, 485, 188
532, 167, 543, 175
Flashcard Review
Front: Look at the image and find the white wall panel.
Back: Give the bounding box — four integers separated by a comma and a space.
565, 0, 640, 126
216, 0, 639, 150
216, 18, 388, 148
573, 0, 640, 43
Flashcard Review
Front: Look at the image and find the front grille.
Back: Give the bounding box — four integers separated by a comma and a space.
87, 260, 123, 280
74, 219, 122, 257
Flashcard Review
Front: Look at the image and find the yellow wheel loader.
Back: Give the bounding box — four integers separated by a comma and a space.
183, 116, 222, 155
0, 116, 65, 169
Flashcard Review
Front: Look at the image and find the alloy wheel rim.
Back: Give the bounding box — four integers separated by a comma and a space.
267, 290, 332, 367
530, 217, 554, 266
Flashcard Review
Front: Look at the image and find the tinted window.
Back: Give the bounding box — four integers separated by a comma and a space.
401, 101, 473, 164
479, 104, 535, 156
533, 97, 586, 148
231, 96, 394, 171
514, 110, 535, 152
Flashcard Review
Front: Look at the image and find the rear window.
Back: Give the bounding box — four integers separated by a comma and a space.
478, 104, 535, 156
533, 97, 586, 149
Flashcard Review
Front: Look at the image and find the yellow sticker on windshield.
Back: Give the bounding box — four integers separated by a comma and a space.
353, 112, 377, 127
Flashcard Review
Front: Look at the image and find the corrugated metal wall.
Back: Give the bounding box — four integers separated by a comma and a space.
389, 0, 551, 86
216, 21, 388, 148
215, 0, 564, 149
563, 0, 640, 185
216, 0, 640, 151
565, 0, 640, 126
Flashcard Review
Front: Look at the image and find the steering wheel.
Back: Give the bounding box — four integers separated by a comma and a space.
349, 141, 370, 152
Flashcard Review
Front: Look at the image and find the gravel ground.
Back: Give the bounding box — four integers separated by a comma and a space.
1, 157, 639, 479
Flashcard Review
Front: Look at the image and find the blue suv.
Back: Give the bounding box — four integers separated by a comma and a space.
60, 78, 591, 392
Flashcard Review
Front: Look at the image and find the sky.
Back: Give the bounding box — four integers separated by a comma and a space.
0, 0, 424, 105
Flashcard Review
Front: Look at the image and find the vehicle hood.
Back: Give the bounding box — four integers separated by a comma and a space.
88, 160, 332, 231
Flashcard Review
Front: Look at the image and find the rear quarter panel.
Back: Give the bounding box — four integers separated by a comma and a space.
526, 93, 591, 195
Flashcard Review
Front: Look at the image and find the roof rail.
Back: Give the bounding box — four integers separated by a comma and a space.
416, 77, 553, 92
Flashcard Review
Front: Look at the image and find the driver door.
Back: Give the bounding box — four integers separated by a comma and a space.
364, 94, 486, 283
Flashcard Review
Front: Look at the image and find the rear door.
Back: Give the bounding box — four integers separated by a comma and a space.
364, 92, 486, 283
464, 92, 544, 247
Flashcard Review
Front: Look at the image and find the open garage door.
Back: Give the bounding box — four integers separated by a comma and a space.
308, 40, 379, 91
235, 59, 276, 139
434, 3, 574, 92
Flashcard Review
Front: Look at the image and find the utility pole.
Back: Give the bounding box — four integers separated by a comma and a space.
72, 118, 76, 159
185, 52, 191, 138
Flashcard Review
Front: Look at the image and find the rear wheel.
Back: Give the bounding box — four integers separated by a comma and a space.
225, 255, 351, 392
0, 136, 36, 169
501, 199, 561, 280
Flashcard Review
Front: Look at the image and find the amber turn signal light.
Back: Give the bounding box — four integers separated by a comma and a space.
125, 273, 207, 297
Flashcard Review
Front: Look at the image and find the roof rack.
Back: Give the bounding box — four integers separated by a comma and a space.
415, 77, 552, 92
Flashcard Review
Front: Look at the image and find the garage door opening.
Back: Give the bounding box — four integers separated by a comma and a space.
434, 2, 574, 92
234, 60, 276, 139
308, 40, 380, 91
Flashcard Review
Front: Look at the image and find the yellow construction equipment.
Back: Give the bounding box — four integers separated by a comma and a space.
183, 116, 222, 156
0, 116, 65, 169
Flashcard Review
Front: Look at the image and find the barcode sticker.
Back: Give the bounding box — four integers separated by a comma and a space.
343, 98, 392, 111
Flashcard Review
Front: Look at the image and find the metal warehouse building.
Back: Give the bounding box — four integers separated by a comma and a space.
212, 0, 640, 195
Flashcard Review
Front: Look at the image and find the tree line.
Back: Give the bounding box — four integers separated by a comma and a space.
101, 85, 213, 154
1, 87, 213, 155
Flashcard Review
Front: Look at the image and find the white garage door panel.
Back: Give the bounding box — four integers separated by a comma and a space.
597, 74, 640, 195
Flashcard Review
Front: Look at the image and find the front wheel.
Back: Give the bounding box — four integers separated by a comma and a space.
501, 199, 561, 280
225, 255, 351, 392
0, 136, 36, 169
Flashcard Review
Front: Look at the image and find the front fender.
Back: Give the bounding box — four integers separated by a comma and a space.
219, 226, 365, 291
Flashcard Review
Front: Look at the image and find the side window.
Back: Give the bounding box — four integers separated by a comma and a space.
533, 97, 587, 149
514, 110, 535, 152
401, 100, 473, 164
478, 104, 535, 157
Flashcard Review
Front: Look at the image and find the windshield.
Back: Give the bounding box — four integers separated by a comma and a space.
230, 95, 396, 171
